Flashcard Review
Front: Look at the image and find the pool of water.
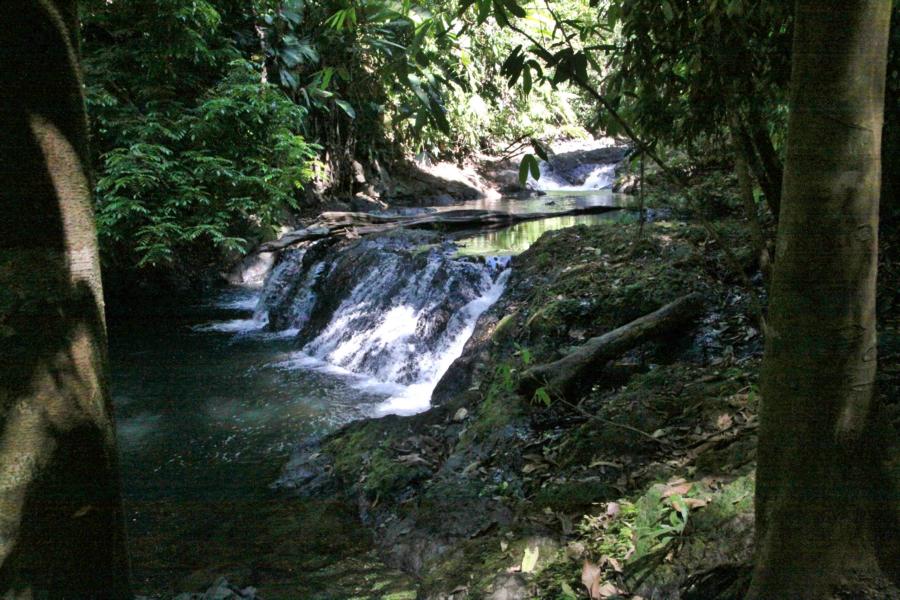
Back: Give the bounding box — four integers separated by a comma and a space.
109, 303, 415, 597
454, 188, 629, 214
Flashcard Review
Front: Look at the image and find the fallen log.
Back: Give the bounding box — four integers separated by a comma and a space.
258, 205, 622, 252
518, 292, 705, 399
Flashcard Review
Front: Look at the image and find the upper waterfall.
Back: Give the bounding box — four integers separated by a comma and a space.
527, 139, 629, 192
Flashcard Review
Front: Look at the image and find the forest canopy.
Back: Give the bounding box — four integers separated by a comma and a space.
80, 0, 899, 288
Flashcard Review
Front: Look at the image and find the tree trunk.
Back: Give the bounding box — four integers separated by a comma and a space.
735, 115, 782, 219
748, 2, 897, 598
258, 205, 623, 252
732, 130, 771, 285
518, 293, 704, 399
0, 1, 131, 597
745, 104, 784, 218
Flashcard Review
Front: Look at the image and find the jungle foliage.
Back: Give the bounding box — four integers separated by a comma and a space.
80, 0, 582, 278
82, 0, 898, 283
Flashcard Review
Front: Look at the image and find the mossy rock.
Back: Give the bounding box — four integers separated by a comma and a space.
362, 450, 432, 500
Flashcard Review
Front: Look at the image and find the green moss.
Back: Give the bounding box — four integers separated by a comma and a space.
467, 388, 524, 440
411, 243, 440, 257
491, 312, 518, 342
380, 591, 417, 599
328, 425, 380, 478
362, 450, 430, 499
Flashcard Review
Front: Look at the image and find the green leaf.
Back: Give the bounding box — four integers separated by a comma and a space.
528, 153, 540, 179
661, 0, 674, 21
606, 2, 620, 27
429, 99, 451, 133
476, 0, 491, 23
533, 387, 552, 407
560, 582, 578, 600
518, 155, 532, 186
335, 99, 356, 119
501, 0, 526, 19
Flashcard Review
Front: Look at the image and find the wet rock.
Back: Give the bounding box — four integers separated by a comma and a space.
272, 442, 336, 496
548, 144, 629, 185
352, 160, 367, 184
170, 577, 260, 600
487, 573, 529, 600
350, 192, 388, 212
382, 525, 453, 575
224, 251, 276, 286
388, 159, 490, 205
324, 199, 352, 212
613, 173, 640, 194
260, 229, 506, 386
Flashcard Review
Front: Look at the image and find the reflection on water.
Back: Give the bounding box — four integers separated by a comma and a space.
457, 211, 630, 257
447, 190, 634, 256
452, 189, 631, 214
111, 322, 381, 502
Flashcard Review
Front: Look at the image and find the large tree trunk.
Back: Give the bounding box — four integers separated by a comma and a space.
0, 1, 131, 597
748, 2, 897, 598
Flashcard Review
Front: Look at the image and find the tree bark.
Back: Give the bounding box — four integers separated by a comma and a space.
0, 1, 131, 597
518, 293, 704, 399
732, 130, 771, 286
745, 104, 784, 218
748, 2, 897, 598
735, 116, 782, 219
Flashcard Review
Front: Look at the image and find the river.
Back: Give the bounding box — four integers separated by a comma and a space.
109, 189, 630, 597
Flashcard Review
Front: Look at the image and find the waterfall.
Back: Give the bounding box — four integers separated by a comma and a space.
255, 231, 510, 415
526, 139, 629, 192
529, 161, 618, 192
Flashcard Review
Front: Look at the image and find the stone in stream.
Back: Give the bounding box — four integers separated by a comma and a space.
160, 577, 259, 600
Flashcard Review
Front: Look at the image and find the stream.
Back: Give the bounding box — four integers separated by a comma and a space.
110, 184, 630, 597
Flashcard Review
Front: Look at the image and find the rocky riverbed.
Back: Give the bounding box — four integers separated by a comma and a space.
274, 218, 769, 599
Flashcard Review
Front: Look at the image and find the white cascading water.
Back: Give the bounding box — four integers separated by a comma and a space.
300, 268, 510, 416
207, 235, 510, 416
528, 160, 618, 192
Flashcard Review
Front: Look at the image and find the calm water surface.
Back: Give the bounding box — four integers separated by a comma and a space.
109, 297, 414, 598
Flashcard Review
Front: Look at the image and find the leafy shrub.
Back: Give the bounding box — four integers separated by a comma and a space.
92, 61, 317, 270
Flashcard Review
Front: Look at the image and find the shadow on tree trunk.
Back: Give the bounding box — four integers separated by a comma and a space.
0, 0, 131, 597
